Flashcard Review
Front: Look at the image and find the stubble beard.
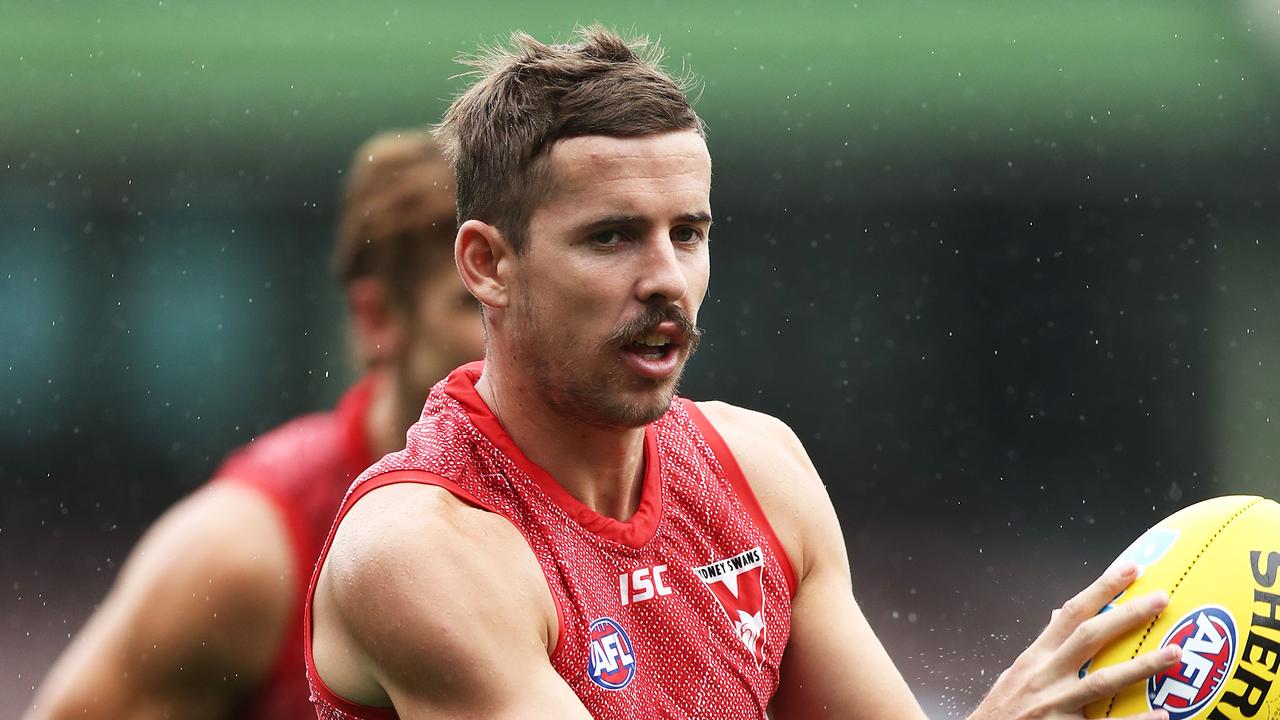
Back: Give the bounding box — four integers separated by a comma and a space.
510, 296, 700, 431
394, 320, 466, 434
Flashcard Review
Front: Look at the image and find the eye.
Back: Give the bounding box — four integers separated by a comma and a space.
590, 230, 626, 247
671, 226, 704, 244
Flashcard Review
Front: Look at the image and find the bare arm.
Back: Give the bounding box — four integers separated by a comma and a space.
311, 483, 594, 719
699, 401, 927, 719
699, 402, 1177, 720
23, 483, 294, 720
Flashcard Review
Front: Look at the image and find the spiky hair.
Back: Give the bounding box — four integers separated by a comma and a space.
434, 26, 704, 252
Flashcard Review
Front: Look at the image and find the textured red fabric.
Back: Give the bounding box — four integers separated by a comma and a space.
213, 376, 375, 720
306, 362, 795, 720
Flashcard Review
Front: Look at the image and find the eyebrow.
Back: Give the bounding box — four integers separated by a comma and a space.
677, 212, 714, 225
582, 212, 713, 230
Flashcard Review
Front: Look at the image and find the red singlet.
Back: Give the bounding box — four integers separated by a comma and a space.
213, 376, 375, 720
305, 362, 797, 719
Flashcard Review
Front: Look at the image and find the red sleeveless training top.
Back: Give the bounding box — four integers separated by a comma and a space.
305, 362, 797, 719
213, 376, 375, 720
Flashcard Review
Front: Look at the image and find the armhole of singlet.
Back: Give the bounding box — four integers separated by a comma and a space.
681, 401, 800, 598
304, 469, 568, 718
212, 474, 312, 710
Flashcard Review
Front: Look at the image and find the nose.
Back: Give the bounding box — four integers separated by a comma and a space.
634, 230, 689, 304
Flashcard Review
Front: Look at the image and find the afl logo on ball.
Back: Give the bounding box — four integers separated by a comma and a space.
1147, 605, 1237, 719
587, 617, 636, 690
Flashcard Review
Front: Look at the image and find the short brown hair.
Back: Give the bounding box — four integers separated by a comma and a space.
434, 26, 703, 253
332, 130, 457, 309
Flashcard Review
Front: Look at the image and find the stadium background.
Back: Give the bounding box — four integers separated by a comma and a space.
4, 1, 1279, 715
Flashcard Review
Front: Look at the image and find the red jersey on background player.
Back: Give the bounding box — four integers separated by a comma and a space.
24, 132, 484, 720
307, 28, 1181, 720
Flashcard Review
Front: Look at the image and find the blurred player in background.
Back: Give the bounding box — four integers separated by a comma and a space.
305, 29, 1179, 720
24, 130, 484, 720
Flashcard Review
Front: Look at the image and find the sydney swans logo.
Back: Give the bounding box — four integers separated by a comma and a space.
694, 547, 768, 666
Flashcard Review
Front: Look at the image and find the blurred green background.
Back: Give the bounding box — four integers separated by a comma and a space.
5, 1, 1280, 714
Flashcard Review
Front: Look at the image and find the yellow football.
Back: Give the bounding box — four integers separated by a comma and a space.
1083, 495, 1280, 720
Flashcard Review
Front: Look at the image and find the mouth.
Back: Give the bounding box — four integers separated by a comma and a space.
619, 321, 685, 379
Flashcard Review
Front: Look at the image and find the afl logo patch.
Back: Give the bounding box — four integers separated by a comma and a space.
1147, 606, 1237, 719
587, 617, 636, 690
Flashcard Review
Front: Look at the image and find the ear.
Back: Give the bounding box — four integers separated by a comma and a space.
455, 219, 512, 309
346, 277, 404, 365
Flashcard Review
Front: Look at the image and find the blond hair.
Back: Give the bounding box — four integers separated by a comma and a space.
332, 130, 457, 309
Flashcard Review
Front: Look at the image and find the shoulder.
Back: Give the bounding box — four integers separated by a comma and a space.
692, 401, 823, 500
214, 410, 358, 534
313, 482, 558, 704
324, 482, 539, 595
217, 410, 344, 485
323, 483, 555, 643
693, 401, 818, 477
124, 483, 296, 665
691, 400, 832, 581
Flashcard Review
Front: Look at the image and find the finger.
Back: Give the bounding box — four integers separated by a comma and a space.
1037, 561, 1139, 649
1052, 590, 1170, 671
1061, 644, 1182, 707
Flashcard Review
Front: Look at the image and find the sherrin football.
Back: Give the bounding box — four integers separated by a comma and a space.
1083, 495, 1280, 720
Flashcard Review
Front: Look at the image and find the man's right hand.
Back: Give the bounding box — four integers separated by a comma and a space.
969, 561, 1182, 720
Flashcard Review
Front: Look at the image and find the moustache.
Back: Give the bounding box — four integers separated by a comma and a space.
605, 304, 703, 353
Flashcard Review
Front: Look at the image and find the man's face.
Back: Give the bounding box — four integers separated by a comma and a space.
397, 257, 486, 420
504, 130, 712, 429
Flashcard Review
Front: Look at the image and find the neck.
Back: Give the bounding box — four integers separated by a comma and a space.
475, 355, 648, 522
363, 369, 420, 459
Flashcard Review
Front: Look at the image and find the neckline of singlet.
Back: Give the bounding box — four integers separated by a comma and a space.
442, 361, 664, 550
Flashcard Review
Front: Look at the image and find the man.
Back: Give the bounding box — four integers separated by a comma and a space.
307, 30, 1180, 720
25, 131, 484, 720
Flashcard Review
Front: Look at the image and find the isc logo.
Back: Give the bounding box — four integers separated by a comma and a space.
587, 617, 636, 690
1147, 606, 1237, 719
619, 565, 673, 606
